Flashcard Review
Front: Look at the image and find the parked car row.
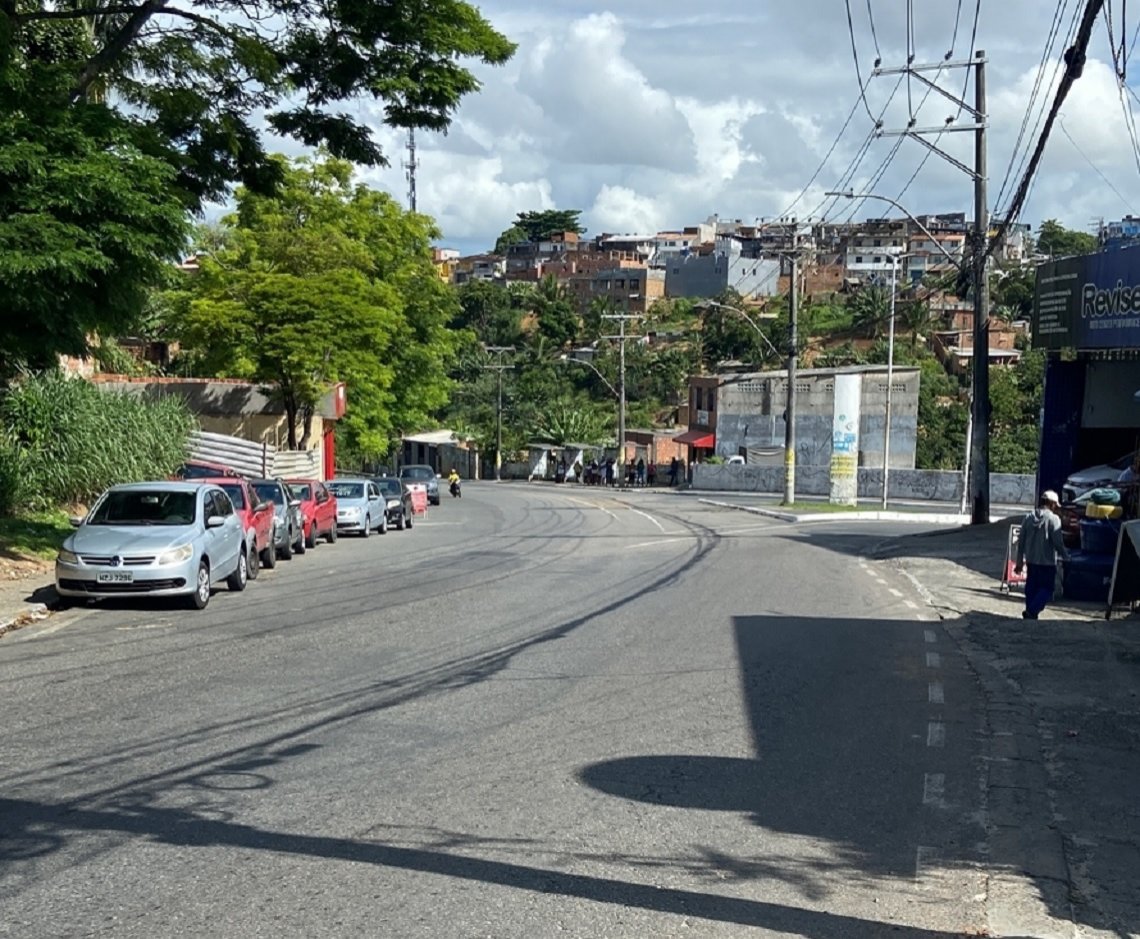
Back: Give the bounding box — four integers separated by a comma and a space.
56, 467, 437, 611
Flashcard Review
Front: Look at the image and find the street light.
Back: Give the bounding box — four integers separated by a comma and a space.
829, 189, 985, 522
700, 300, 782, 359
557, 353, 619, 400
825, 191, 964, 267
880, 250, 920, 510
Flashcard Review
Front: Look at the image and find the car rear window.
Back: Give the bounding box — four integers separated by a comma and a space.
219, 483, 246, 509
252, 483, 282, 504
400, 467, 433, 480
292, 483, 312, 500
376, 479, 402, 496
329, 481, 364, 499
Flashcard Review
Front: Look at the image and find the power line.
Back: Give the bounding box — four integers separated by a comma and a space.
865, 0, 883, 65
987, 0, 1108, 263
1058, 114, 1138, 205
845, 0, 880, 123
993, 0, 1071, 212
774, 94, 863, 222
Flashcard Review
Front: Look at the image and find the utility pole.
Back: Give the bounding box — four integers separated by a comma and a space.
404, 129, 419, 213
969, 52, 990, 525
872, 48, 989, 524
602, 312, 643, 484
482, 346, 513, 481
883, 253, 898, 510
784, 240, 798, 505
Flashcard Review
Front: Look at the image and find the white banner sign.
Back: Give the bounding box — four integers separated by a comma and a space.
829, 374, 861, 506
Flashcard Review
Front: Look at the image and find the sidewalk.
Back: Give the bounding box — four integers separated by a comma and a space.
872, 519, 1140, 938
0, 557, 56, 638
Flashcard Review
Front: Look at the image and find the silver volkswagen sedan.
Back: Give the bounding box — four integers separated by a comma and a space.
55, 482, 247, 610
329, 478, 387, 536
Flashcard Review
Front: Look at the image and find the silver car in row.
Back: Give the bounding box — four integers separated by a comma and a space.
327, 478, 387, 535
55, 482, 248, 610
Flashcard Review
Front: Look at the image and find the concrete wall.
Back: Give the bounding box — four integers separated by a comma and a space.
714, 370, 920, 470
665, 253, 780, 300
692, 462, 1035, 505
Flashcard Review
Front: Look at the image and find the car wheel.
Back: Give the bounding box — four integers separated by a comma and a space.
247, 542, 260, 581
280, 528, 294, 560
362, 515, 371, 537
226, 548, 248, 592
430, 496, 440, 506
396, 511, 405, 531
189, 559, 211, 610
378, 512, 387, 534
305, 522, 317, 550
261, 540, 277, 570
294, 528, 306, 555
327, 523, 338, 544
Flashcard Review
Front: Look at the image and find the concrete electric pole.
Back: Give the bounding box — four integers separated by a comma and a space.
872, 49, 989, 524
602, 312, 643, 482
785, 245, 798, 506
482, 346, 514, 481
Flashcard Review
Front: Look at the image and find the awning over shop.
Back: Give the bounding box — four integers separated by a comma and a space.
674, 429, 715, 448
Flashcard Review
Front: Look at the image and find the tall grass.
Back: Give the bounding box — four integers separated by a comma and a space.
0, 372, 196, 513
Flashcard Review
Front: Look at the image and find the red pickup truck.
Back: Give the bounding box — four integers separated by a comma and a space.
206, 477, 279, 573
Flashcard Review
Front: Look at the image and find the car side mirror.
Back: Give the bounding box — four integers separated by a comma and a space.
206, 515, 226, 528
289, 498, 302, 508
69, 515, 85, 527
255, 501, 271, 513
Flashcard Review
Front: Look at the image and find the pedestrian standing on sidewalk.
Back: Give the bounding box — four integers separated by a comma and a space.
1014, 489, 1070, 620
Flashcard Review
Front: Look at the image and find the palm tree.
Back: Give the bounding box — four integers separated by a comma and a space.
848, 285, 889, 340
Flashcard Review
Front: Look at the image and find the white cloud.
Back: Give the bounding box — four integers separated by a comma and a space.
325, 2, 1140, 250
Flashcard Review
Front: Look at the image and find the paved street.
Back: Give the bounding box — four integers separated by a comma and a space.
2, 484, 997, 936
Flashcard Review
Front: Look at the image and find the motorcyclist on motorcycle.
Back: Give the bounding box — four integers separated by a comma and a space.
448, 469, 461, 498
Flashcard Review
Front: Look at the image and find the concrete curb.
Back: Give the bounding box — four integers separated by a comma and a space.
697, 498, 973, 526
0, 602, 51, 639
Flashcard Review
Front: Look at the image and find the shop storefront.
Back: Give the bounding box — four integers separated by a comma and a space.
1033, 246, 1140, 607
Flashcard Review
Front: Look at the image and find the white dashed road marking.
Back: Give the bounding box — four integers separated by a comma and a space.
630, 508, 666, 532
924, 629, 937, 644
889, 587, 904, 598
928, 681, 945, 704
927, 721, 946, 747
925, 651, 941, 669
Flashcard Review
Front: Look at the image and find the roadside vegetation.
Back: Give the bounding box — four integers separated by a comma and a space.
0, 372, 194, 531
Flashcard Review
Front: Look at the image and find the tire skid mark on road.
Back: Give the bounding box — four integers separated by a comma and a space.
0, 491, 724, 797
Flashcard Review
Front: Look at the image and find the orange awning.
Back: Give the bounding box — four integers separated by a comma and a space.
674, 430, 715, 448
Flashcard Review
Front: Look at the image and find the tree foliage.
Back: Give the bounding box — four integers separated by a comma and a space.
1035, 219, 1097, 258
494, 209, 584, 253
0, 0, 512, 376
172, 155, 456, 459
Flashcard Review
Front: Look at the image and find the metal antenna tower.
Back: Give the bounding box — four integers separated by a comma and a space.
404, 129, 419, 212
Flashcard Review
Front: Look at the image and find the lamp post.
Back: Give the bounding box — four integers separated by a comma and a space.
700, 300, 781, 359
827, 189, 986, 521
880, 251, 918, 509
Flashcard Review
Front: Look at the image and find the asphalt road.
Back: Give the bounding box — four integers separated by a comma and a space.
0, 484, 989, 937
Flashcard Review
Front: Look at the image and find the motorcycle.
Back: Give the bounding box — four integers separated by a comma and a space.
449, 479, 462, 498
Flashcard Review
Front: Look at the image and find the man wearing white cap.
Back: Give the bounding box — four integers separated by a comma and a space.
1014, 490, 1070, 619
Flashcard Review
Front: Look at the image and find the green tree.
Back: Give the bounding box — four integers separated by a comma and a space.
454, 280, 522, 347
0, 0, 513, 375
494, 209, 584, 252
1035, 219, 1097, 257
915, 358, 968, 470
848, 285, 889, 340
989, 349, 1045, 473
532, 275, 579, 348
176, 155, 456, 457
990, 266, 1036, 320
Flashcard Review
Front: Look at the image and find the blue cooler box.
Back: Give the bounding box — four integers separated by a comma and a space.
1062, 550, 1117, 603
1079, 518, 1122, 555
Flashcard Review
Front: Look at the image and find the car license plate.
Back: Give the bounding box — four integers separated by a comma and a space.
96, 571, 134, 584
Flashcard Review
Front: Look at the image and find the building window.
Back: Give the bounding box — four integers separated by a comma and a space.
616, 278, 625, 288
855, 256, 864, 264
696, 387, 704, 410
629, 278, 639, 291
708, 389, 716, 412
873, 238, 882, 247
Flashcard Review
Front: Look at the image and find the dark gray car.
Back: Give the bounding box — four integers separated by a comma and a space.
374, 477, 414, 530
399, 465, 440, 505
251, 478, 305, 559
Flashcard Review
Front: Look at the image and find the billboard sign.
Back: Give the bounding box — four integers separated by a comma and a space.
1033, 245, 1140, 350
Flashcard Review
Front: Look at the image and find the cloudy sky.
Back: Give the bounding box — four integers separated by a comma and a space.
340, 1, 1140, 255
